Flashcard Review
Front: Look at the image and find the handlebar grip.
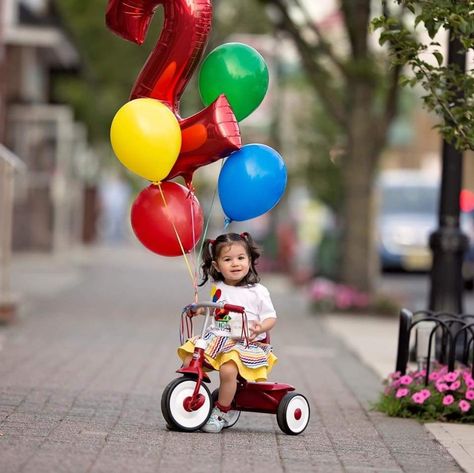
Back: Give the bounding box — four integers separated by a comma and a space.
184, 304, 199, 316
223, 303, 245, 313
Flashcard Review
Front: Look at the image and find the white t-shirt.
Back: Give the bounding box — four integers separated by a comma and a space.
208, 281, 277, 341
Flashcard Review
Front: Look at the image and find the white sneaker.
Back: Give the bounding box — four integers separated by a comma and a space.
201, 407, 229, 433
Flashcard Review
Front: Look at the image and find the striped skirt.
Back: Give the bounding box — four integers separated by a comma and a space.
177, 332, 278, 382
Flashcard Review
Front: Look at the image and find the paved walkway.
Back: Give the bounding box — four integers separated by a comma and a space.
0, 244, 464, 472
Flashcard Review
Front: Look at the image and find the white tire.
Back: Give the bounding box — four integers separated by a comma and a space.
161, 377, 212, 431
276, 393, 310, 435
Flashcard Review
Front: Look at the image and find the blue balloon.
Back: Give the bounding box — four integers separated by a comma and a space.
218, 144, 287, 221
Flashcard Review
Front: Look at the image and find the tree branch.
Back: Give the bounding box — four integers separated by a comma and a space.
373, 62, 403, 160
264, 0, 347, 127
371, 0, 408, 157
290, 0, 348, 77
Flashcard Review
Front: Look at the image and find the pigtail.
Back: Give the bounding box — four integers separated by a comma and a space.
199, 239, 214, 286
240, 232, 261, 284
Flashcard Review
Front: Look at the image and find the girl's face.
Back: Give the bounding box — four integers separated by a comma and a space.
213, 243, 251, 286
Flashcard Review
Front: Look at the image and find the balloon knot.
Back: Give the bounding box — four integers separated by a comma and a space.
184, 174, 194, 190
223, 217, 232, 229
186, 184, 196, 197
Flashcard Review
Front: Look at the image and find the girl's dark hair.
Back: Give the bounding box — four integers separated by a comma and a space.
199, 232, 261, 287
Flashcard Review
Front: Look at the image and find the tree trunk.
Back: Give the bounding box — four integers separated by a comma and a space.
340, 82, 380, 293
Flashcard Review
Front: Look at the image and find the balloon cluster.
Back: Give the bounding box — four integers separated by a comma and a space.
106, 0, 287, 257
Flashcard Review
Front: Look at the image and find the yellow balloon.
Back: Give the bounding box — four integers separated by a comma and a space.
110, 98, 181, 182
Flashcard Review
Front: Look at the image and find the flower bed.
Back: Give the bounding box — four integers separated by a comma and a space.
308, 278, 370, 312
308, 277, 399, 315
376, 365, 474, 422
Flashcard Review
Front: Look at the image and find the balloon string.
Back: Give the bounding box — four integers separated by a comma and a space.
157, 183, 195, 284
198, 187, 217, 263
197, 159, 225, 263
188, 190, 199, 303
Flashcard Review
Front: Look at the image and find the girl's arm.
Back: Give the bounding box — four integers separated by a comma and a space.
249, 317, 276, 341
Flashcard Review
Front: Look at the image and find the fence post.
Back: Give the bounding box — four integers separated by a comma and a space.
396, 308, 413, 374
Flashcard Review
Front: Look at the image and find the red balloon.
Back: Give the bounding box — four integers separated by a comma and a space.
105, 0, 242, 185
131, 182, 203, 256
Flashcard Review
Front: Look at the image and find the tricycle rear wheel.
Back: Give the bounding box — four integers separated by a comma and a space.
276, 392, 310, 435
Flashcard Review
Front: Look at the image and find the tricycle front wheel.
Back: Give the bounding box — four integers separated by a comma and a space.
276, 392, 310, 435
161, 377, 212, 431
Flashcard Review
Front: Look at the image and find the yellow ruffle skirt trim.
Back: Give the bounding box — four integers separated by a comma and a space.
177, 340, 278, 383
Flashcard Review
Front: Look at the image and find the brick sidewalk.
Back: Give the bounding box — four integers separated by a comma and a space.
0, 245, 463, 473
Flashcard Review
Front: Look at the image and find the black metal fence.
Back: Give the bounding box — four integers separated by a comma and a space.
396, 309, 474, 385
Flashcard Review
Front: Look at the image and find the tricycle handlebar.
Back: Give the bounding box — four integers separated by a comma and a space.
187, 301, 245, 314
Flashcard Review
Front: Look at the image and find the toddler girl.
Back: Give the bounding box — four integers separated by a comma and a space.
177, 232, 277, 433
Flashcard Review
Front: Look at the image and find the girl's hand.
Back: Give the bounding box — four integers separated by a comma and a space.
249, 322, 263, 342
184, 305, 204, 318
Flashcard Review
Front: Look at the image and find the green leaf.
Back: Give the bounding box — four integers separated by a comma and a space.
433, 51, 443, 66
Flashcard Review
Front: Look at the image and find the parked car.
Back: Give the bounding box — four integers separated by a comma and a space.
377, 170, 474, 288
461, 211, 474, 290
377, 170, 438, 272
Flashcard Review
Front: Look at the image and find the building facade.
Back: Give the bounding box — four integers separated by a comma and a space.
0, 0, 94, 252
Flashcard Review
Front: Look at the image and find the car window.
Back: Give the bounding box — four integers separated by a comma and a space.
381, 186, 438, 215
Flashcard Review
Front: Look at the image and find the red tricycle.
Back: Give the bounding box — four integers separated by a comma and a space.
161, 301, 310, 435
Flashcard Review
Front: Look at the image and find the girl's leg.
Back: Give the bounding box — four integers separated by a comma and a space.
182, 355, 192, 367
217, 361, 238, 406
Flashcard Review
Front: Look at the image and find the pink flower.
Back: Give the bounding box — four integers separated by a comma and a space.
414, 370, 426, 379
466, 390, 474, 401
449, 380, 461, 391
396, 388, 409, 398
309, 278, 336, 300
436, 382, 449, 392
439, 365, 448, 373
429, 371, 440, 381
412, 392, 426, 404
459, 400, 471, 412
391, 379, 401, 389
466, 378, 474, 389
444, 372, 459, 383
419, 389, 431, 400
334, 286, 354, 309
443, 395, 455, 406
399, 375, 413, 385
389, 371, 401, 380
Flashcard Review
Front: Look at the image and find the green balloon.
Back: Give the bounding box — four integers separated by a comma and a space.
198, 43, 269, 122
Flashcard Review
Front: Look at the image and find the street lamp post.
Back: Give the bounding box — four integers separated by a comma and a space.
428, 35, 468, 313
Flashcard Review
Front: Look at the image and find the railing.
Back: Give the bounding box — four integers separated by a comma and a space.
0, 143, 26, 314
396, 308, 474, 385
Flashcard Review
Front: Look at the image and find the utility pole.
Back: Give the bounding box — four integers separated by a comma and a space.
428, 35, 468, 313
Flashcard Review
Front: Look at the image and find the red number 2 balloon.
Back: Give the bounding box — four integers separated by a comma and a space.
106, 0, 241, 186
